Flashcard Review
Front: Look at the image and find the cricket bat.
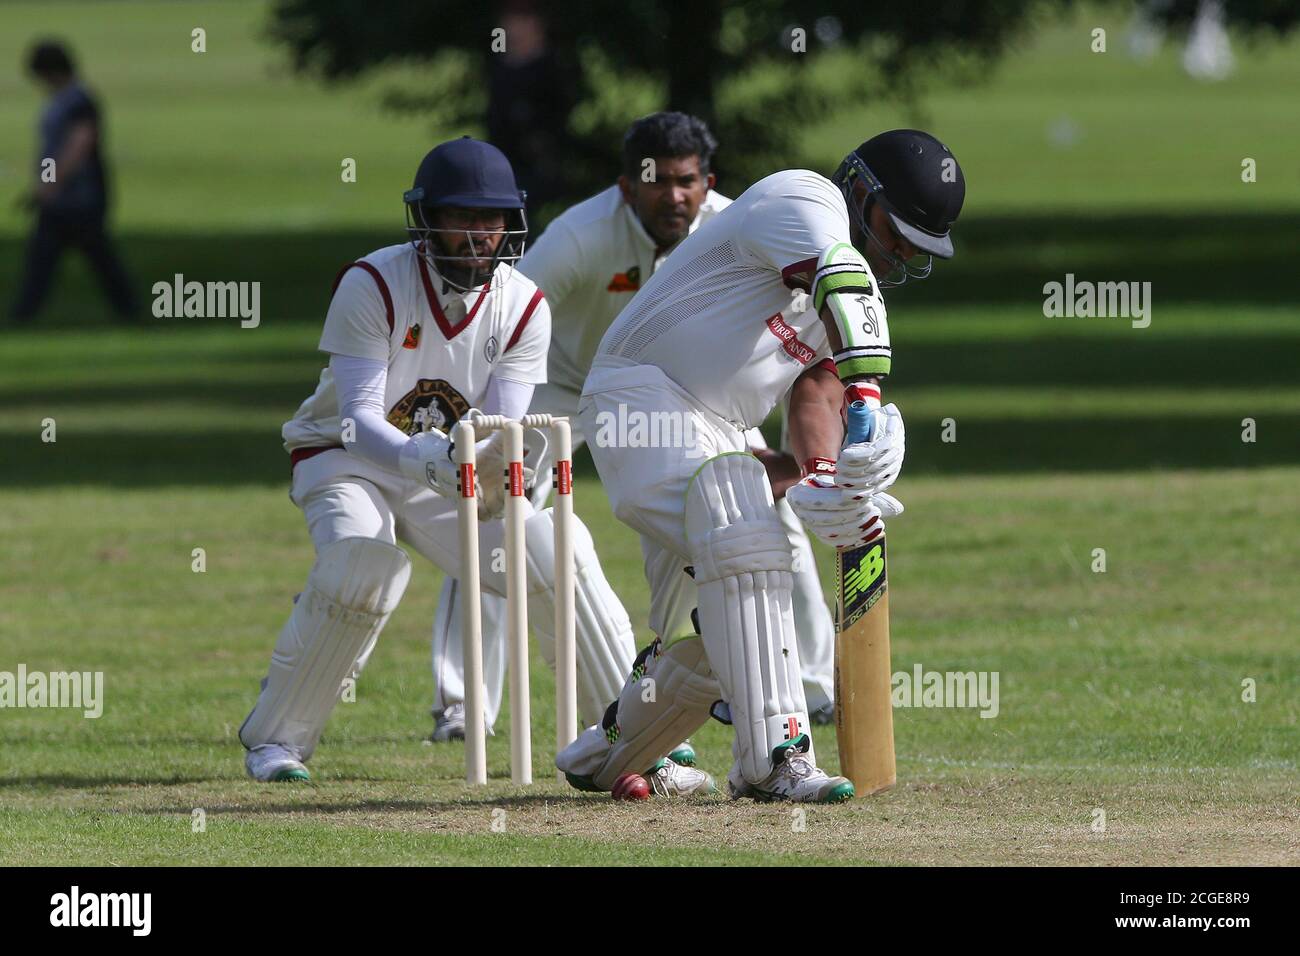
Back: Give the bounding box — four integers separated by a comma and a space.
834, 397, 896, 796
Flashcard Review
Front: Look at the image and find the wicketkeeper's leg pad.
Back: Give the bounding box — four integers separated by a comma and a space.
685, 452, 811, 784
240, 536, 411, 760
524, 508, 637, 725
430, 576, 507, 729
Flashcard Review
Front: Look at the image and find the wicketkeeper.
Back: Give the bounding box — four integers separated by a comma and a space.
238, 138, 637, 782
558, 129, 966, 803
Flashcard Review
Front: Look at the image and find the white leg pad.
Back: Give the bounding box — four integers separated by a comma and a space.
555, 634, 719, 790
524, 508, 636, 725
240, 536, 411, 760
686, 453, 810, 783
430, 576, 507, 728
780, 498, 836, 710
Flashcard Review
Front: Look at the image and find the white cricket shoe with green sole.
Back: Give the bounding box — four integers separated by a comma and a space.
727, 734, 854, 804
646, 757, 716, 797
245, 743, 310, 782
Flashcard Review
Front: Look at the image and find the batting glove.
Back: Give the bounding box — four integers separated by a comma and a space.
836, 403, 905, 495
786, 457, 903, 550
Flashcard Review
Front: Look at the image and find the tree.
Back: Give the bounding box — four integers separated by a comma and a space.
267, 0, 1295, 216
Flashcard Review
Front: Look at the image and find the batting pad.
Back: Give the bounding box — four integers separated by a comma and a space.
523, 508, 636, 724
240, 536, 411, 759
559, 634, 720, 791
686, 453, 811, 783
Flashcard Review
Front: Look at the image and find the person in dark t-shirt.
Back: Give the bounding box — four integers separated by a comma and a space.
11, 40, 136, 323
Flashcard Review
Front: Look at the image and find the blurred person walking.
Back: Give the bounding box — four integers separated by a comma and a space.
10, 40, 136, 324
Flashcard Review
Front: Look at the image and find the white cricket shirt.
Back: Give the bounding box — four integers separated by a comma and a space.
520, 185, 731, 392
283, 243, 549, 456
595, 169, 882, 429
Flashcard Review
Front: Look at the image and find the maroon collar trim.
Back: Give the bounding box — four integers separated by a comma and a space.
417, 254, 491, 340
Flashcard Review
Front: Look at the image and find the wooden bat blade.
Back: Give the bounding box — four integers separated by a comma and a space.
835, 536, 896, 796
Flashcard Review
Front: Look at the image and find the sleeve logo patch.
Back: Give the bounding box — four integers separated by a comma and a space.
765, 313, 816, 365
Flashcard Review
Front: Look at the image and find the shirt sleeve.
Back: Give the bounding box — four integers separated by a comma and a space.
518, 221, 583, 306
483, 377, 535, 420
495, 292, 550, 385
318, 265, 392, 362
741, 174, 852, 288
331, 354, 409, 473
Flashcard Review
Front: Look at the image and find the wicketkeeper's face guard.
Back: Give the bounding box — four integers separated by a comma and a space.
404, 194, 528, 293
833, 153, 933, 289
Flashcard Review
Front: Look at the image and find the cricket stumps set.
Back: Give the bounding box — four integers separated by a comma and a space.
453, 413, 578, 786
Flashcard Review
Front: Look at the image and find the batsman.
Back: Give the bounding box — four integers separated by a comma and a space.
558, 129, 966, 802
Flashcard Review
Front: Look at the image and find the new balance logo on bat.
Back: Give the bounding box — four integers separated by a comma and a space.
844, 544, 884, 600
841, 540, 886, 627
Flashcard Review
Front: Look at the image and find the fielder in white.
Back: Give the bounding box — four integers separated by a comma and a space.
557, 129, 967, 803
238, 138, 640, 783
431, 113, 840, 761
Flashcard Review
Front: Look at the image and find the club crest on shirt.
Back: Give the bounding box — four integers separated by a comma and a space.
484, 335, 499, 363
401, 323, 421, 349
386, 379, 470, 436
606, 266, 640, 292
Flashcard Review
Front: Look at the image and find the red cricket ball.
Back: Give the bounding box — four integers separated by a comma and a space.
611, 772, 650, 801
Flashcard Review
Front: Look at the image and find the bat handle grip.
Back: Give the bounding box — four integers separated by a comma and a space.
843, 382, 881, 445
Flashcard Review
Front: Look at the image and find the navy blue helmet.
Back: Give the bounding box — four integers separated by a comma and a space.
403, 136, 528, 291
832, 129, 965, 287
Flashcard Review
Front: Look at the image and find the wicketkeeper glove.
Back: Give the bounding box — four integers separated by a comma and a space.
398, 427, 463, 498
475, 426, 548, 521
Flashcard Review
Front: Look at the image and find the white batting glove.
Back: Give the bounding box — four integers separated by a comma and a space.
836, 403, 905, 494
786, 457, 904, 550
398, 427, 464, 498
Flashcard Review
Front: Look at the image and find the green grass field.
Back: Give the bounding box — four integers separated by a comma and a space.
0, 1, 1297, 866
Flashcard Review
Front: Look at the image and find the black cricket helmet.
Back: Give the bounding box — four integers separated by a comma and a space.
403, 136, 528, 292
832, 129, 965, 287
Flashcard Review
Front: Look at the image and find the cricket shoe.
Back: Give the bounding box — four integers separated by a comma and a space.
728, 734, 854, 804
245, 743, 310, 782
668, 740, 696, 766
646, 757, 716, 797
431, 703, 466, 742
